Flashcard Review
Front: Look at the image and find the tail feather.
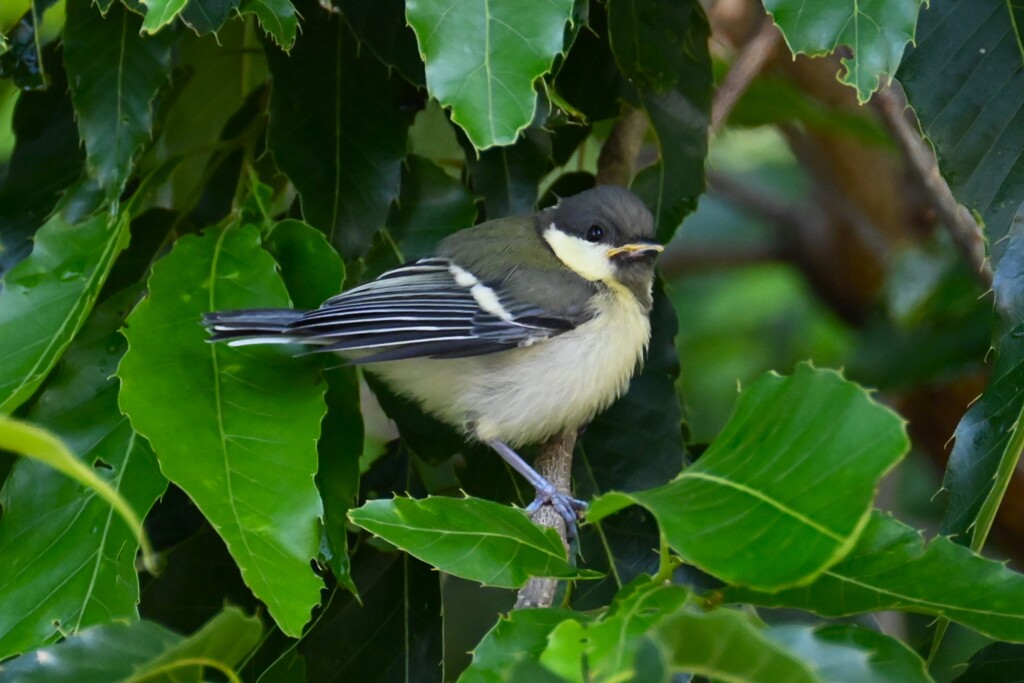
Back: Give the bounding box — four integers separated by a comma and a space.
202, 309, 308, 344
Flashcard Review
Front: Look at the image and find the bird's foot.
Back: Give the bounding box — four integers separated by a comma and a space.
525, 482, 588, 539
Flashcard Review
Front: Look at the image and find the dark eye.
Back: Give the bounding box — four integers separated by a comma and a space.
585, 224, 604, 243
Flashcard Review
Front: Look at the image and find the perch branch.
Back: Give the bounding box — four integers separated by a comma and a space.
515, 109, 651, 609
514, 430, 575, 608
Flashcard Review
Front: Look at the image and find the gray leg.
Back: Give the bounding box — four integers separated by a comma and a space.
487, 439, 587, 537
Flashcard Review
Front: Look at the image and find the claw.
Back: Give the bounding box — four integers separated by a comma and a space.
487, 439, 588, 539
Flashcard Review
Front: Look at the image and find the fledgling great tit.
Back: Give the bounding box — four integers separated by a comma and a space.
204, 185, 662, 531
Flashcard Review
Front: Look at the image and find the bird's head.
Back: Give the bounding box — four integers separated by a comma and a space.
539, 186, 661, 308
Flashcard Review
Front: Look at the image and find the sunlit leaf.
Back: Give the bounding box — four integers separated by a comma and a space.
589, 365, 909, 590
0, 290, 166, 659
140, 0, 190, 34
766, 0, 925, 102
405, 0, 574, 149
348, 497, 600, 588
0, 211, 128, 414
458, 608, 578, 683
117, 224, 326, 637
652, 607, 819, 682
766, 624, 932, 683
726, 512, 1024, 642
238, 0, 297, 50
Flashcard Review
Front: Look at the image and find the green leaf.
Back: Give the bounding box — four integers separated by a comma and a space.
765, 0, 925, 102
0, 414, 156, 600
263, 219, 344, 309
465, 128, 552, 218
0, 290, 166, 659
899, 0, 1024, 266
952, 642, 1024, 682
332, 0, 424, 85
458, 608, 578, 683
589, 364, 909, 590
143, 23, 264, 214
0, 211, 129, 414
140, 0, 190, 33
64, 0, 172, 202
386, 154, 478, 261
554, 1, 623, 121
117, 224, 326, 637
766, 624, 933, 683
265, 0, 414, 258
405, 0, 574, 150
298, 546, 443, 681
726, 511, 1024, 643
608, 0, 711, 240
899, 0, 1024, 551
180, 0, 238, 35
238, 0, 297, 51
0, 81, 84, 275
316, 367, 362, 593
652, 607, 819, 682
541, 582, 688, 682
0, 607, 261, 682
348, 497, 599, 588
572, 286, 685, 609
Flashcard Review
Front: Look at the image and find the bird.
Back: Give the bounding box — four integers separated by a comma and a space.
203, 185, 662, 533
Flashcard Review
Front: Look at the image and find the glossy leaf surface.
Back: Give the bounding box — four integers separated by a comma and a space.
0, 211, 128, 414
727, 512, 1024, 642
590, 365, 909, 590
0, 291, 165, 659
64, 0, 172, 201
765, 0, 924, 101
117, 225, 326, 637
406, 0, 574, 149
349, 497, 599, 588
266, 0, 413, 258
0, 607, 261, 682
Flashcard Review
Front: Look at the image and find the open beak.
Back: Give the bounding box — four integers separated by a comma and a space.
606, 241, 665, 260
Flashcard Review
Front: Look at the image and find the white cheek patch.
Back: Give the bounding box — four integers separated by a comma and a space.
543, 223, 616, 282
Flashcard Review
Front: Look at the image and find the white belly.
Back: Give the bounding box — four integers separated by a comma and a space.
367, 288, 651, 447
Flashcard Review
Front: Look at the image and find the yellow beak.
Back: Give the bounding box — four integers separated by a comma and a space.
606, 242, 665, 259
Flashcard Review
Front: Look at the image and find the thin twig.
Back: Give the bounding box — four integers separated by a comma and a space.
873, 86, 992, 288
711, 19, 781, 132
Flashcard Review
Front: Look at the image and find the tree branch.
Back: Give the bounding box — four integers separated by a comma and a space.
515, 108, 651, 609
514, 430, 575, 609
873, 86, 992, 288
711, 19, 781, 132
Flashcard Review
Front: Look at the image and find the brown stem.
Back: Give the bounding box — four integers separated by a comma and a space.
873, 85, 992, 288
514, 429, 576, 609
711, 19, 781, 131
596, 108, 649, 187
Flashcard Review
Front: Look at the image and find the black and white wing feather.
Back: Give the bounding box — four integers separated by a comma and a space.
205, 258, 582, 364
